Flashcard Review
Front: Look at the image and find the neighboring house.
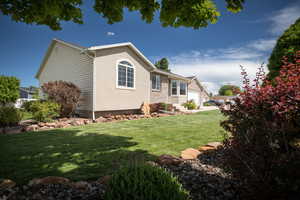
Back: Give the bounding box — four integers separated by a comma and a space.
36, 39, 209, 119
211, 95, 236, 104
19, 87, 37, 99
15, 87, 38, 108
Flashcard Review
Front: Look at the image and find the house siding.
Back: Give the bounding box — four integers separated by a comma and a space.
38, 42, 93, 111
150, 73, 169, 103
188, 79, 210, 106
93, 46, 151, 111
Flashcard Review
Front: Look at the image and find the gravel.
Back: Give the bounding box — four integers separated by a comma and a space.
163, 148, 242, 200
0, 182, 105, 200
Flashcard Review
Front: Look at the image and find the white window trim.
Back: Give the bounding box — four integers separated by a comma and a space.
171, 80, 178, 96
116, 59, 136, 90
152, 74, 161, 91
179, 81, 188, 96
170, 80, 188, 96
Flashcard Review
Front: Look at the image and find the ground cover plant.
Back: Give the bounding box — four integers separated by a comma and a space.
105, 164, 189, 200
0, 110, 223, 184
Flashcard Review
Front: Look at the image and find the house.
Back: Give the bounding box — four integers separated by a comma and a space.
36, 39, 209, 119
15, 87, 38, 108
19, 87, 38, 99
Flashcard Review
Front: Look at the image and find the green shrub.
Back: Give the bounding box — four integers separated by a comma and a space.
0, 75, 20, 105
29, 100, 60, 122
268, 17, 300, 79
203, 102, 213, 106
0, 106, 23, 127
182, 100, 197, 110
21, 100, 36, 112
104, 164, 190, 200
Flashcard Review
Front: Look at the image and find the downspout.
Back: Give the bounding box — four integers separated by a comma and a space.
81, 49, 96, 120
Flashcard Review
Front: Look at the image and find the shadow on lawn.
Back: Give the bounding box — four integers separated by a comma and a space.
0, 129, 157, 184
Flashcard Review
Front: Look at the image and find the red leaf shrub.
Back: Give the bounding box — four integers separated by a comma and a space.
42, 81, 81, 117
221, 51, 300, 199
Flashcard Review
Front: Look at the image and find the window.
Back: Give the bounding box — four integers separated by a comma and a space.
117, 60, 134, 88
171, 80, 177, 95
152, 74, 161, 90
180, 82, 187, 95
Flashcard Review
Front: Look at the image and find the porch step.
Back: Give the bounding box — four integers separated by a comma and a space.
172, 104, 187, 112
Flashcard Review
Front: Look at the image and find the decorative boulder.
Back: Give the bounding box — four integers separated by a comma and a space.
206, 142, 222, 148
181, 148, 201, 160
29, 176, 70, 186
97, 175, 112, 185
156, 154, 183, 166
198, 146, 216, 152
141, 102, 150, 115
25, 124, 39, 132
0, 179, 16, 189
95, 117, 107, 123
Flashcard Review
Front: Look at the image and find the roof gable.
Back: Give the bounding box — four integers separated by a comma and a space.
35, 39, 85, 79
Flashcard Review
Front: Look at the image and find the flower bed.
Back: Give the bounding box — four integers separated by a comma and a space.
0, 112, 185, 134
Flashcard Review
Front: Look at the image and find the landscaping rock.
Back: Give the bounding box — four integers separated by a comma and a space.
29, 176, 70, 186
157, 154, 183, 166
39, 126, 50, 131
181, 148, 201, 160
207, 142, 222, 148
141, 102, 150, 115
25, 124, 39, 132
37, 122, 45, 127
0, 179, 16, 189
0, 182, 106, 200
198, 146, 216, 152
162, 148, 242, 200
97, 175, 112, 185
95, 117, 107, 123
71, 181, 89, 191
45, 122, 56, 127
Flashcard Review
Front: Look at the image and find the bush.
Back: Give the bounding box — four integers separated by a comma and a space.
104, 164, 189, 200
0, 106, 23, 127
220, 52, 300, 199
42, 81, 81, 117
268, 17, 300, 80
0, 75, 20, 105
149, 103, 173, 112
29, 100, 60, 122
21, 100, 36, 112
203, 102, 213, 106
218, 84, 240, 96
182, 100, 197, 110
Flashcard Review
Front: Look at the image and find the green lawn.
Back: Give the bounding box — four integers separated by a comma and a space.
0, 110, 224, 184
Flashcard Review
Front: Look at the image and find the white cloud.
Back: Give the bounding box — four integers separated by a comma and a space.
164, 39, 271, 94
269, 2, 300, 35
107, 32, 115, 36
247, 39, 276, 51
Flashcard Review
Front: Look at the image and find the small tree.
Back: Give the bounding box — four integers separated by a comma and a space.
155, 58, 170, 72
0, 75, 20, 106
268, 17, 300, 80
42, 81, 81, 117
218, 84, 240, 96
221, 52, 300, 199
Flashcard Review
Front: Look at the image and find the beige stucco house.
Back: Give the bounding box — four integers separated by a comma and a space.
36, 39, 209, 119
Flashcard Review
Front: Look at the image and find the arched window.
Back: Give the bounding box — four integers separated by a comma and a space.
117, 60, 135, 89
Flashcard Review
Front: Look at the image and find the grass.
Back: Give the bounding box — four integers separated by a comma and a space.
0, 110, 225, 184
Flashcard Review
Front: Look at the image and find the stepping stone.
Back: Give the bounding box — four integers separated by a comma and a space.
181, 148, 201, 159
206, 142, 222, 148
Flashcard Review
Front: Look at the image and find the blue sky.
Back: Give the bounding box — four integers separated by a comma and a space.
0, 0, 299, 93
